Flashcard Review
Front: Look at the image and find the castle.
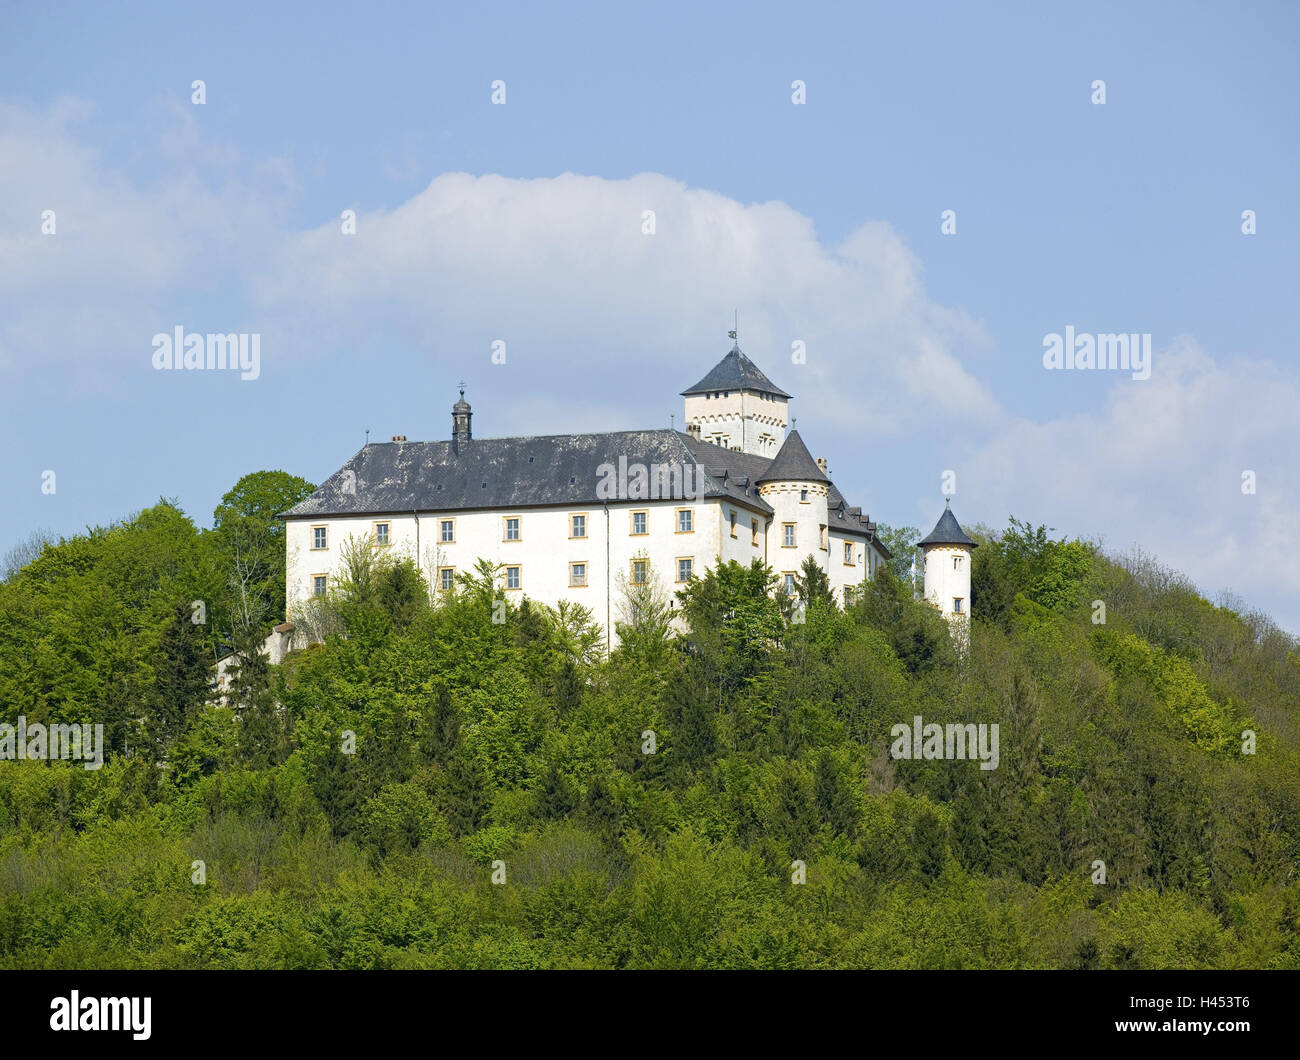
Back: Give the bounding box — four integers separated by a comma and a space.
281, 340, 976, 648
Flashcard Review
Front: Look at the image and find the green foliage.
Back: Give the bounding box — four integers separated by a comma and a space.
1, 502, 1298, 970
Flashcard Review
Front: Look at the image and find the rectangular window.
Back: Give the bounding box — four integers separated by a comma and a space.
571, 514, 587, 539
819, 524, 828, 549
800, 490, 808, 502
676, 508, 693, 533
312, 574, 327, 597
503, 516, 520, 542
751, 519, 759, 547
440, 519, 455, 543
676, 557, 693, 583
844, 541, 853, 565
631, 558, 648, 584
504, 565, 521, 590
953, 597, 964, 613
312, 526, 327, 550
439, 567, 455, 591
783, 573, 796, 595
374, 522, 390, 546
954, 556, 962, 570
630, 510, 648, 536
783, 523, 796, 548
729, 510, 737, 537
844, 586, 852, 607
569, 562, 588, 587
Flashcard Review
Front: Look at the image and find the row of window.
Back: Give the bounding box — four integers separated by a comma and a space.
309, 515, 863, 577
312, 558, 880, 602
311, 512, 866, 563
310, 557, 698, 598
309, 510, 708, 552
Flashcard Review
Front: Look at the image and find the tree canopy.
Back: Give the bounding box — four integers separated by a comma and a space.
1, 488, 1297, 970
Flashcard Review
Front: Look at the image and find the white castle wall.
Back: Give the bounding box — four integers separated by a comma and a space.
286, 497, 777, 646
922, 542, 973, 649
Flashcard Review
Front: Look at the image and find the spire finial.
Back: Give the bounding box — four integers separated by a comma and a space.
457, 378, 466, 399
728, 310, 738, 349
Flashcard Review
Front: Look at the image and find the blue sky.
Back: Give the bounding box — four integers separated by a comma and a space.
2, 1, 1298, 630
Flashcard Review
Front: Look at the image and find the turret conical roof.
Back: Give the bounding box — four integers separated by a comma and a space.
756, 430, 827, 484
918, 500, 977, 548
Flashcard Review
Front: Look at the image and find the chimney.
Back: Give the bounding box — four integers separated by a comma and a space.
687, 422, 701, 439
816, 457, 828, 474
451, 387, 472, 455
391, 434, 407, 443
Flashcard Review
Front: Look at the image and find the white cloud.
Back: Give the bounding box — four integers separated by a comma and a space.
0, 99, 286, 380
962, 337, 1300, 632
253, 171, 1000, 434
2, 100, 1295, 633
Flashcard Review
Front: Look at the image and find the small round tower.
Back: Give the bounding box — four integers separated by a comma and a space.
756, 429, 830, 590
918, 499, 977, 648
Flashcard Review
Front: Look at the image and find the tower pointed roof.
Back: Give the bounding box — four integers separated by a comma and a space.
756, 429, 827, 484
681, 343, 791, 399
918, 500, 977, 548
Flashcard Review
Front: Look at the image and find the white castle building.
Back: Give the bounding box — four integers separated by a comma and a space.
281, 340, 975, 648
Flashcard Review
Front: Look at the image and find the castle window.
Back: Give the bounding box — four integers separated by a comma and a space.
783, 523, 796, 548
312, 526, 327, 550
953, 597, 964, 613
374, 522, 390, 546
800, 490, 808, 502
569, 562, 587, 587
751, 519, 759, 546
783, 572, 796, 595
504, 565, 521, 590
676, 508, 693, 533
819, 525, 827, 549
438, 567, 455, 591
570, 514, 587, 539
844, 542, 853, 565
676, 557, 694, 583
631, 558, 648, 584
503, 516, 521, 542
954, 556, 962, 570
440, 519, 455, 543
843, 587, 852, 607
312, 575, 327, 597
631, 510, 648, 536
729, 510, 737, 538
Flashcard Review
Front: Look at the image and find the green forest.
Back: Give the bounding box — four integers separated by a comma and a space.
1, 470, 1297, 969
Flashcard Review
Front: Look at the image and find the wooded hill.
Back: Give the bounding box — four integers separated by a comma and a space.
0, 471, 1296, 969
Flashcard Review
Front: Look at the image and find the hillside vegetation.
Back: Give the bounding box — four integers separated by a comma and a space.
0, 476, 1297, 969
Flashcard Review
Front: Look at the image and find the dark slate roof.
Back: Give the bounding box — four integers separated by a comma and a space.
755, 430, 828, 485
918, 502, 978, 548
681, 344, 791, 399
281, 430, 775, 519
283, 424, 889, 554
682, 435, 883, 547
827, 482, 889, 553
